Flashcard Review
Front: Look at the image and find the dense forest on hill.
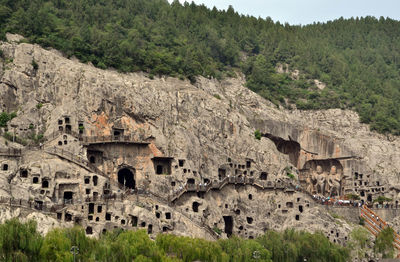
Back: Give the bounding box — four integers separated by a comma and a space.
0, 219, 351, 261
1, 0, 400, 134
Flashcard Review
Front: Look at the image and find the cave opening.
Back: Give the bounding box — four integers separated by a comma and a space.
86, 226, 92, 235
93, 176, 98, 186
63, 191, 73, 203
192, 202, 200, 212
88, 203, 94, 214
367, 194, 372, 202
131, 216, 138, 226
260, 172, 267, 180
156, 165, 163, 174
264, 133, 301, 166
218, 168, 226, 180
42, 180, 49, 188
20, 169, 28, 177
118, 168, 135, 189
223, 216, 233, 237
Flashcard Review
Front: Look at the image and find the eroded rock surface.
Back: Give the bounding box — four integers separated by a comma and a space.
1, 36, 399, 250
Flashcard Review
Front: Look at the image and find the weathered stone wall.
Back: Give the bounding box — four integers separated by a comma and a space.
322, 206, 360, 224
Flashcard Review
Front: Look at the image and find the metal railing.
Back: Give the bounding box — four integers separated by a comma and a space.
170, 176, 283, 202
360, 205, 400, 255
81, 135, 148, 144
0, 196, 64, 213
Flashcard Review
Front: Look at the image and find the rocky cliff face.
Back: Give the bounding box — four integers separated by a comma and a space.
0, 34, 399, 248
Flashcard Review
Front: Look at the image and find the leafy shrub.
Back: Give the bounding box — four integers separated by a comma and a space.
287, 173, 295, 179
373, 196, 392, 204
254, 130, 262, 140
346, 193, 360, 200
0, 111, 16, 127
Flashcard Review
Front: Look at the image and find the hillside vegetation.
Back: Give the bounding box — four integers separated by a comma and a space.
1, 0, 400, 134
0, 219, 349, 262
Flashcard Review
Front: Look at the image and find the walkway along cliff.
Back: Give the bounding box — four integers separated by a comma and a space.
2, 35, 400, 254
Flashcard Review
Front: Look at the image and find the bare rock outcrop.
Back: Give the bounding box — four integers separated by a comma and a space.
0, 36, 399, 253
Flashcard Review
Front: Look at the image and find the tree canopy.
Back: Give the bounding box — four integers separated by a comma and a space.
0, 219, 350, 262
1, 0, 400, 134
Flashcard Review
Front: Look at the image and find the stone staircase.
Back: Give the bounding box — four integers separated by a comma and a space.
44, 146, 126, 192
360, 205, 400, 257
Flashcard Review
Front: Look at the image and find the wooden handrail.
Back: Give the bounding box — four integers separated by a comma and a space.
360, 206, 400, 253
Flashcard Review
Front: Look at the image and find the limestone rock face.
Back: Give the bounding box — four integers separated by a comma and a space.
0, 36, 399, 250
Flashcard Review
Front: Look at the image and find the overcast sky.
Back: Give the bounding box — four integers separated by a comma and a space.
168, 0, 400, 25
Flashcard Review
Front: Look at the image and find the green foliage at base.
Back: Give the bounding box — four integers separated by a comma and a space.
349, 226, 371, 259
374, 227, 395, 259
254, 130, 262, 140
0, 1, 400, 134
0, 219, 42, 262
0, 219, 350, 262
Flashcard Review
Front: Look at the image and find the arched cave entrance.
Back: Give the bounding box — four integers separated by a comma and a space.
118, 168, 135, 189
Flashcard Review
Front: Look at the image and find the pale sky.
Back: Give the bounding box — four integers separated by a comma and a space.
168, 0, 400, 25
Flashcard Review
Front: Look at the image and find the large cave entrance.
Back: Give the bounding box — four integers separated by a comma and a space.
223, 216, 233, 237
118, 168, 135, 189
263, 133, 300, 167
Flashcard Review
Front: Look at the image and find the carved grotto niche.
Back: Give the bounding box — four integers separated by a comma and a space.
300, 159, 344, 197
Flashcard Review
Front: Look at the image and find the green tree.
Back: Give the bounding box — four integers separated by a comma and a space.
40, 229, 73, 262
219, 236, 272, 262
374, 227, 395, 258
349, 226, 371, 259
0, 219, 42, 262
